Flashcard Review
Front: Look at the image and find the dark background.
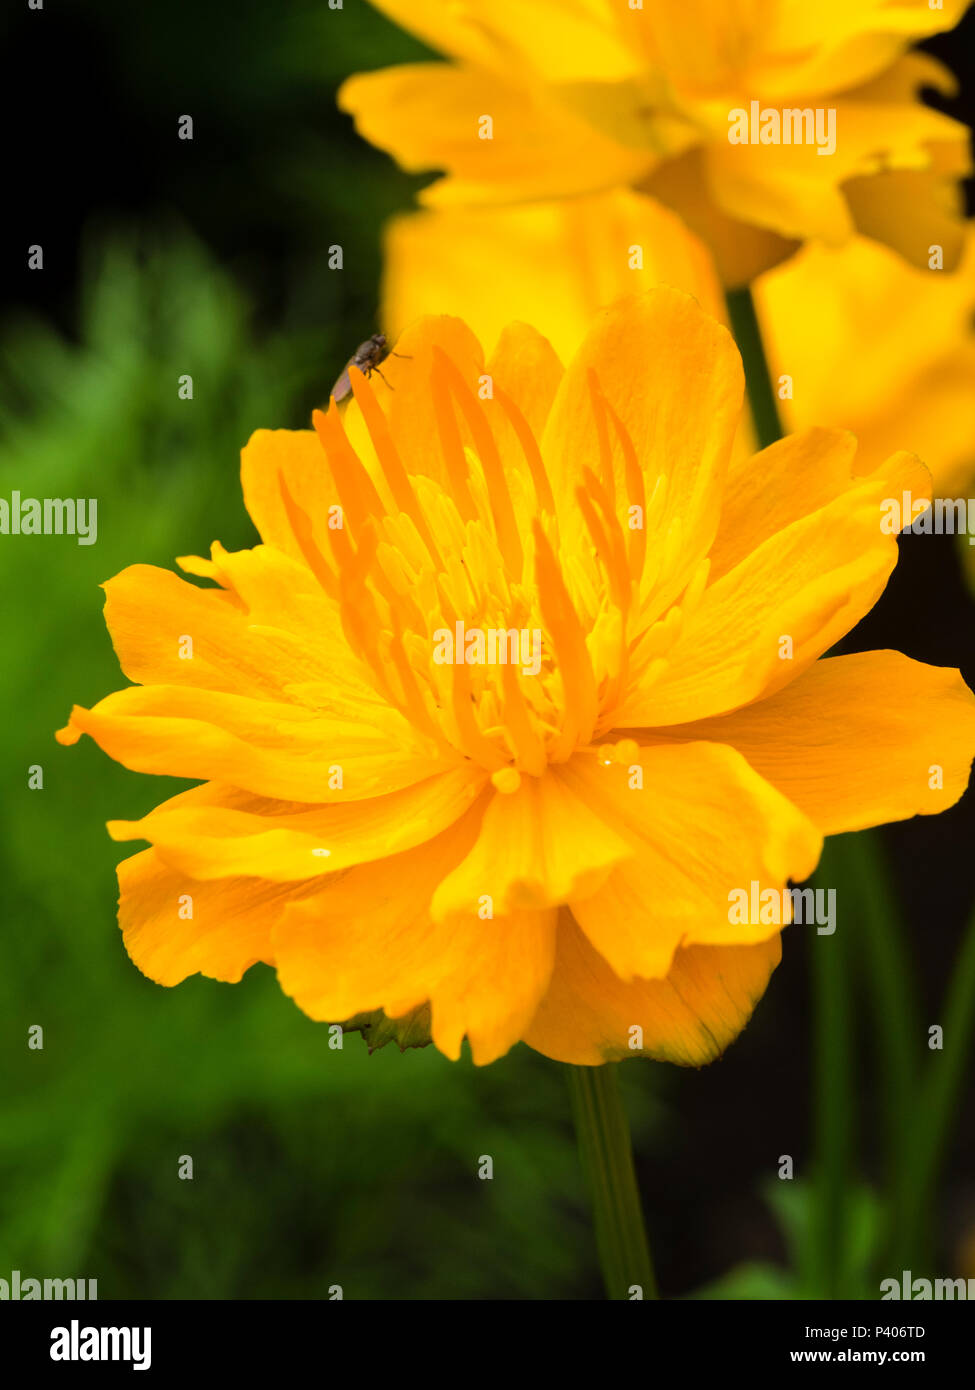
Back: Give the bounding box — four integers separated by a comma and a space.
1, 0, 974, 1299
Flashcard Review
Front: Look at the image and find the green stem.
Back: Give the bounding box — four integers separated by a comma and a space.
849, 830, 919, 1267
566, 1064, 657, 1300
898, 902, 975, 1269
725, 285, 782, 450
810, 838, 855, 1299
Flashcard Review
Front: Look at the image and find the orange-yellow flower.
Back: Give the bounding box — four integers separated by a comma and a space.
379, 195, 975, 489
340, 0, 972, 285
382, 189, 727, 367
754, 228, 975, 494
57, 291, 975, 1065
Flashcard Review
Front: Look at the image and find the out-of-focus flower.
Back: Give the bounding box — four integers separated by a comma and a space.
755, 228, 975, 495
57, 291, 975, 1065
340, 0, 972, 285
380, 189, 761, 460
382, 188, 726, 362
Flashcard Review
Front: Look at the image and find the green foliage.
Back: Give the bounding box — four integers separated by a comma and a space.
690, 1181, 885, 1301
342, 1004, 434, 1054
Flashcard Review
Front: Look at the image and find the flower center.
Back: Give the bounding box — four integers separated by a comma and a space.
283, 349, 706, 775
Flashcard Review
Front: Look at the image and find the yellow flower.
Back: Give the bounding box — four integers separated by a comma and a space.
340, 0, 972, 285
380, 193, 975, 515
382, 188, 727, 366
57, 291, 975, 1066
754, 228, 975, 495
378, 188, 760, 448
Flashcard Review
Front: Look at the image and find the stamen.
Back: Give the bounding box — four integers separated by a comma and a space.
449, 661, 508, 770
580, 467, 630, 616
532, 519, 598, 759
435, 348, 523, 577
277, 475, 339, 600
349, 367, 444, 571
680, 556, 711, 621
500, 660, 548, 776
324, 524, 404, 708
430, 354, 478, 523
603, 394, 647, 581
586, 369, 617, 506
312, 403, 387, 535
578, 471, 631, 717
577, 486, 620, 606
333, 572, 397, 705
388, 632, 454, 753
492, 384, 556, 517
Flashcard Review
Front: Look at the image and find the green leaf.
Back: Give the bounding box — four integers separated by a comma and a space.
688, 1261, 799, 1301
341, 1004, 433, 1054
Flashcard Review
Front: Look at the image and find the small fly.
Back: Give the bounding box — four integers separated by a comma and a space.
331, 332, 407, 403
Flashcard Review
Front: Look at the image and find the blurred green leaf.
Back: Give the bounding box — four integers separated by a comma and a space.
688, 1180, 885, 1301
342, 1004, 434, 1054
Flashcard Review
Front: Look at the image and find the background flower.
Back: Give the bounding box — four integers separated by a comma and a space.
754, 227, 975, 494
341, 0, 973, 283
382, 188, 726, 364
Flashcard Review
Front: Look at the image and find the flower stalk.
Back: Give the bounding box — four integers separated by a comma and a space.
810, 837, 857, 1299
725, 285, 781, 451
566, 1063, 657, 1300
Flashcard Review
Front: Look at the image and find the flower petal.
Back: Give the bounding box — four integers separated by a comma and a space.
117, 847, 317, 986
382, 190, 725, 366
483, 321, 565, 478
755, 234, 975, 492
845, 166, 968, 273
708, 427, 859, 581
108, 766, 488, 881
99, 558, 362, 704
557, 744, 821, 980
542, 286, 743, 611
706, 138, 856, 247
430, 769, 632, 921
273, 807, 558, 1064
619, 451, 930, 726
838, 52, 971, 267
643, 147, 799, 287
523, 909, 782, 1067
338, 63, 649, 205
652, 651, 975, 835
362, 0, 643, 82
57, 684, 444, 801
340, 313, 487, 494
240, 428, 337, 561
